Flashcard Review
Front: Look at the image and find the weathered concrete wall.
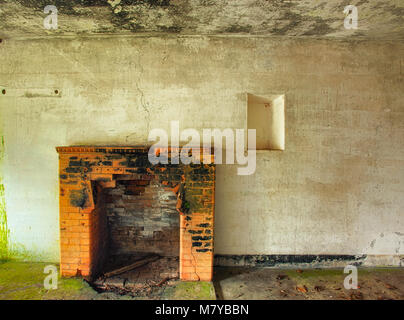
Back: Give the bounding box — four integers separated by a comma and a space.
0, 36, 403, 263
1, 0, 404, 40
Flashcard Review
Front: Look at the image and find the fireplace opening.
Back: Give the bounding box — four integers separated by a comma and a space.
57, 147, 215, 290
91, 175, 180, 295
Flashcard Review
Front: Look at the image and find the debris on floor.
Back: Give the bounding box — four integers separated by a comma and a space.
103, 254, 160, 278
213, 267, 404, 300
1, 261, 403, 300
92, 255, 179, 297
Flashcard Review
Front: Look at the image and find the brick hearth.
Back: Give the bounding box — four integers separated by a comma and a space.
56, 146, 215, 281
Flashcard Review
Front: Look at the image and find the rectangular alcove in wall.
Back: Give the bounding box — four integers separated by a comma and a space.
246, 93, 285, 151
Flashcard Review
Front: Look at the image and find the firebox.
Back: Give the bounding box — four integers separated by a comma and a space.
56, 146, 215, 281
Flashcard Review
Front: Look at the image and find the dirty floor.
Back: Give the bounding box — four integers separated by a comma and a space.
0, 261, 215, 300
93, 254, 179, 297
2, 261, 403, 300
213, 267, 404, 300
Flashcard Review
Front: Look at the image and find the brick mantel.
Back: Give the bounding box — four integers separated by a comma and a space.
57, 146, 215, 281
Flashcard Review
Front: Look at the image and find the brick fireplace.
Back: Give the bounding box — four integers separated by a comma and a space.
56, 146, 215, 281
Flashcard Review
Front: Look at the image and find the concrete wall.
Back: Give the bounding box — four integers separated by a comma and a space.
0, 36, 403, 263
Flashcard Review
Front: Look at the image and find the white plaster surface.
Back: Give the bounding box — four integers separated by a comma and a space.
0, 36, 403, 262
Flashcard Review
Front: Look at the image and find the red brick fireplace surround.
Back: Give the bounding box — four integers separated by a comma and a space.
56, 146, 215, 281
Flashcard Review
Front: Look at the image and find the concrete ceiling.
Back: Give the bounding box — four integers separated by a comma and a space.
0, 0, 403, 40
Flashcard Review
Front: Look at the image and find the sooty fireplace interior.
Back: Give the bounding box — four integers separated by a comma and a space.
57, 146, 215, 283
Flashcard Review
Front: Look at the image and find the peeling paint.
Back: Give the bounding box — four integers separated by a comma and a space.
365, 232, 404, 255
214, 254, 368, 268
214, 253, 404, 268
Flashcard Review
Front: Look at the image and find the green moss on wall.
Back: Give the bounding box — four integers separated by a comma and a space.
0, 180, 9, 260
0, 136, 9, 260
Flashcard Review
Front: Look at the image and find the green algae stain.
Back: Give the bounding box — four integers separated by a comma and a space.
7, 243, 50, 262
0, 135, 57, 263
0, 135, 10, 260
0, 180, 9, 260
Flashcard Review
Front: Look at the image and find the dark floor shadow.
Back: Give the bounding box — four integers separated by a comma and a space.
212, 279, 224, 300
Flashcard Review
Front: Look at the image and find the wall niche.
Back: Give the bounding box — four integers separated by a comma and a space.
247, 93, 285, 151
